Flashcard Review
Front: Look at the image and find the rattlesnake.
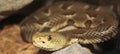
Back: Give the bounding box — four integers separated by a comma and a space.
20, 1, 119, 51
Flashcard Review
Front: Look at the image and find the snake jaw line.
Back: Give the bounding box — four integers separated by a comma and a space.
32, 32, 68, 51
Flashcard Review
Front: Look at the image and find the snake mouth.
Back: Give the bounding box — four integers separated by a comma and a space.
33, 42, 59, 51
32, 39, 66, 51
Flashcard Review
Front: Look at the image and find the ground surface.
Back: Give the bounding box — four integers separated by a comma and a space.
0, 25, 38, 54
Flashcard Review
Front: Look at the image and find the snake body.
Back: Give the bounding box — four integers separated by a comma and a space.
20, 1, 119, 51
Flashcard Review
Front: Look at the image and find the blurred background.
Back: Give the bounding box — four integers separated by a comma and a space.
0, 0, 120, 54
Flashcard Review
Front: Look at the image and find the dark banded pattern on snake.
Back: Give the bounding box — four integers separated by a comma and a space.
20, 1, 119, 51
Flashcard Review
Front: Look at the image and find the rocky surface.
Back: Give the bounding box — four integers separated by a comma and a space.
0, 0, 33, 21
52, 43, 92, 54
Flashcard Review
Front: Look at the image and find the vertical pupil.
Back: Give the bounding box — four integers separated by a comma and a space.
42, 41, 45, 43
48, 35, 52, 41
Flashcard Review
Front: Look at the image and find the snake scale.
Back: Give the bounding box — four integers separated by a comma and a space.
20, 1, 119, 51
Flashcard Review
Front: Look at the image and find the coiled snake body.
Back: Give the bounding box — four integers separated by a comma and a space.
20, 1, 119, 51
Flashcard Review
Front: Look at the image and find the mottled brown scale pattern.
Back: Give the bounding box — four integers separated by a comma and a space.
45, 15, 69, 32
20, 1, 119, 51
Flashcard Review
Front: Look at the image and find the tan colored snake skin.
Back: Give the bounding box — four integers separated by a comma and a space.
20, 1, 119, 51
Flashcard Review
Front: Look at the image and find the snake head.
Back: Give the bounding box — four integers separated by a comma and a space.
32, 32, 67, 51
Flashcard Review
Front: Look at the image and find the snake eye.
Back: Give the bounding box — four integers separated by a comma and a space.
48, 35, 52, 41
42, 41, 45, 43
